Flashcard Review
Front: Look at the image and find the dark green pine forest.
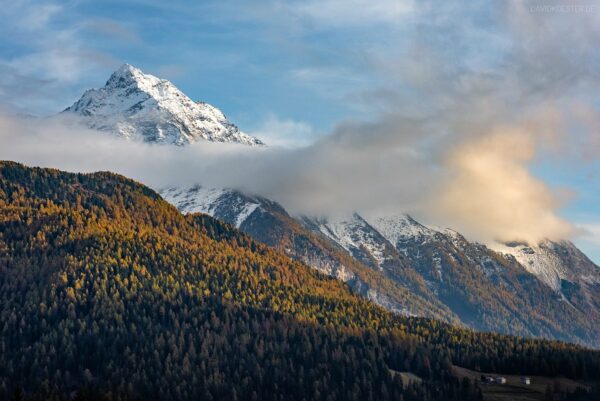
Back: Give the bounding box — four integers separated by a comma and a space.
1, 161, 599, 401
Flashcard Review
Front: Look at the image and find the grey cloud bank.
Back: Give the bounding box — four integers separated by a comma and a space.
0, 106, 583, 246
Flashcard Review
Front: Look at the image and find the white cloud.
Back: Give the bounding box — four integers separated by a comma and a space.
20, 3, 62, 29
573, 223, 600, 264
430, 127, 574, 243
251, 114, 318, 148
293, 0, 415, 27
0, 107, 576, 247
0, 1, 119, 114
578, 224, 600, 246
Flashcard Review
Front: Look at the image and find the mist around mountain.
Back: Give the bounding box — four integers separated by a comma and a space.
2, 161, 600, 401
10, 63, 594, 350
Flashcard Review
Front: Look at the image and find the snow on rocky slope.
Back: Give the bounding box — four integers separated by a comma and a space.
161, 185, 357, 281
63, 64, 263, 146
161, 185, 600, 346
301, 214, 393, 269
370, 215, 439, 250
494, 240, 600, 292
371, 215, 600, 296
160, 186, 453, 319
161, 185, 261, 228
163, 183, 600, 301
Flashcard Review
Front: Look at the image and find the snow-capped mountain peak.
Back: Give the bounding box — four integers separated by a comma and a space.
105, 63, 150, 88
63, 64, 264, 146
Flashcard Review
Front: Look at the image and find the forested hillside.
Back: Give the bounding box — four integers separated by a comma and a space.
1, 161, 599, 401
164, 186, 600, 348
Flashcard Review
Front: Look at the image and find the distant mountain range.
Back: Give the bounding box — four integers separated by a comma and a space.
65, 65, 600, 347
161, 184, 600, 347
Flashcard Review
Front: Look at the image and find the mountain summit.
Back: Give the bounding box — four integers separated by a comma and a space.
63, 64, 264, 146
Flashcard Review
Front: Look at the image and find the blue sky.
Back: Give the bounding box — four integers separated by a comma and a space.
2, 0, 396, 134
1, 0, 599, 262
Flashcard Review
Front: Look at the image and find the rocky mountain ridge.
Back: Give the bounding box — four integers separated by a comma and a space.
162, 184, 600, 347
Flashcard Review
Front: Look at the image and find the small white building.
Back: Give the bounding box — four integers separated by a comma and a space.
520, 377, 531, 385
495, 377, 507, 384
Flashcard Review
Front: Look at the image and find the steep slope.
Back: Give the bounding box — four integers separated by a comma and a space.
161, 185, 273, 229
496, 240, 600, 292
0, 162, 600, 401
63, 64, 263, 146
307, 213, 600, 345
2, 161, 600, 401
302, 213, 397, 270
161, 185, 452, 319
368, 214, 600, 346
163, 186, 600, 347
0, 161, 438, 401
496, 240, 600, 323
